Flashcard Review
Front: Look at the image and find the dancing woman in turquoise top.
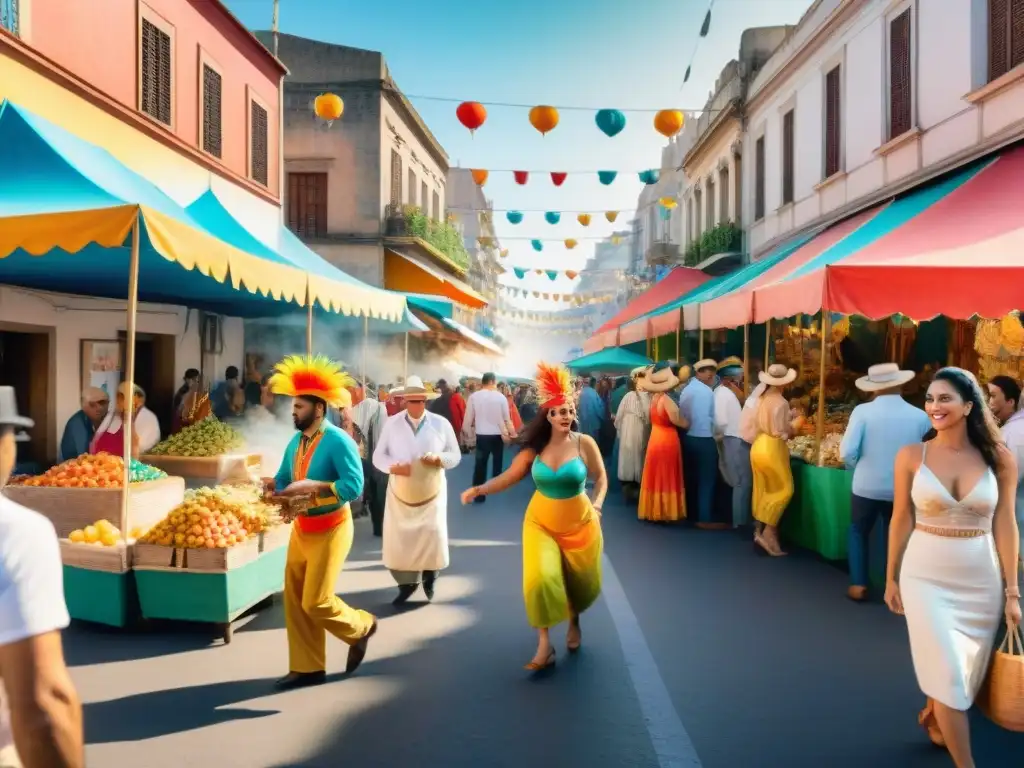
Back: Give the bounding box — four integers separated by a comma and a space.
462, 362, 607, 671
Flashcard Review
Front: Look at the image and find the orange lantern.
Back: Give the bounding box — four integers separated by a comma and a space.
471, 169, 489, 186
605, 211, 619, 222
456, 101, 487, 134
577, 214, 591, 227
565, 239, 578, 249
654, 109, 685, 138
529, 105, 560, 136
314, 93, 344, 125
565, 270, 579, 279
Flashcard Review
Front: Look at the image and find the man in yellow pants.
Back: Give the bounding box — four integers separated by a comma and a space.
265, 355, 378, 690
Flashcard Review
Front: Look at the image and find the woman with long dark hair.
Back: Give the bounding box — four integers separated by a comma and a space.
885, 367, 1020, 764
461, 362, 606, 671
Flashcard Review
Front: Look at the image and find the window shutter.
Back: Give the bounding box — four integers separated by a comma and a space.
421, 181, 428, 212
990, 0, 1010, 79
782, 110, 794, 205
432, 191, 440, 220
825, 66, 841, 178
140, 19, 172, 126
201, 64, 222, 159
754, 137, 765, 220
719, 167, 729, 223
286, 173, 327, 238
1011, 0, 1024, 69
889, 10, 912, 139
390, 151, 402, 206
250, 101, 268, 186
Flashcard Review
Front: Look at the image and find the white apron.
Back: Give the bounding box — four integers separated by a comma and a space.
373, 412, 461, 572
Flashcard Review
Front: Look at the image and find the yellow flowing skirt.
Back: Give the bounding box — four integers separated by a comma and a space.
750, 433, 794, 527
523, 491, 603, 629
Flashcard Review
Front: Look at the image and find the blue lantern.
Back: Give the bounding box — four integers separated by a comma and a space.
639, 169, 660, 185
531, 240, 544, 252
544, 212, 561, 225
597, 171, 617, 185
594, 109, 627, 138
506, 211, 524, 225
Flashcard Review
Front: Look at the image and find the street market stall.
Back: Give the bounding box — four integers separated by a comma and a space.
565, 346, 653, 373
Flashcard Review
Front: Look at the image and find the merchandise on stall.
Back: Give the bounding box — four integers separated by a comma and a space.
142, 416, 261, 484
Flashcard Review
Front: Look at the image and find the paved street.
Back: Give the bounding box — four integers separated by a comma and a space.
67, 460, 1024, 767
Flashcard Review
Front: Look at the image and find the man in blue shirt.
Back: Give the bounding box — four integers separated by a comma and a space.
679, 359, 723, 528
840, 363, 930, 602
578, 377, 605, 441
59, 387, 109, 460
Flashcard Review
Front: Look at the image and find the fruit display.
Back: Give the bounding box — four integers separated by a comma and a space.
13, 453, 167, 488
138, 485, 281, 549
787, 433, 843, 468
147, 417, 244, 458
67, 518, 142, 547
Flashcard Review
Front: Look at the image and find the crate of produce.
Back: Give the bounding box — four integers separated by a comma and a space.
142, 417, 253, 481
133, 543, 187, 569
183, 537, 261, 572
60, 539, 132, 573
139, 454, 262, 482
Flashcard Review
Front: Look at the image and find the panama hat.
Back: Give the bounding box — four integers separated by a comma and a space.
758, 363, 798, 387
0, 387, 33, 431
390, 375, 441, 400
645, 363, 681, 393
694, 358, 718, 371
855, 363, 914, 392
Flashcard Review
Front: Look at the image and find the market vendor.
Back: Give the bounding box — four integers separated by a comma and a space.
840, 363, 929, 602
59, 386, 108, 460
89, 382, 160, 457
714, 357, 751, 528
263, 355, 378, 691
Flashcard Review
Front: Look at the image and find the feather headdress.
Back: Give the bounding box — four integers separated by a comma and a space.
535, 362, 574, 409
268, 355, 355, 408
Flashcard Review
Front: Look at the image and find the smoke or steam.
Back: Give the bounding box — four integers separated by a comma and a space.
232, 407, 297, 480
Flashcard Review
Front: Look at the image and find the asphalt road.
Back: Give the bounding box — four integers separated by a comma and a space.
65, 459, 1024, 767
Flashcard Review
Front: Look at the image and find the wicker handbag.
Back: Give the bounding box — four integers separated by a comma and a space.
980, 622, 1024, 732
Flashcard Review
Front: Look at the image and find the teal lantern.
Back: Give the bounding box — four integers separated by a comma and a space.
544, 212, 561, 225
531, 240, 544, 252
597, 171, 617, 185
513, 267, 527, 279
506, 211, 524, 224
639, 169, 660, 185
594, 109, 626, 137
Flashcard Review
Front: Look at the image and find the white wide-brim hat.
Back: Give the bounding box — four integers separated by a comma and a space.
855, 363, 915, 392
390, 375, 441, 400
758, 363, 797, 387
694, 358, 718, 371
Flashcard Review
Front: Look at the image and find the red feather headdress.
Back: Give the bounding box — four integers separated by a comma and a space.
535, 362, 573, 409
268, 355, 354, 408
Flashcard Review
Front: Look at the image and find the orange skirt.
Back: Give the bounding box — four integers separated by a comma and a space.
638, 424, 686, 522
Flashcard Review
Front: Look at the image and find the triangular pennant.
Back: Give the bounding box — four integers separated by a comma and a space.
545, 270, 558, 281
565, 270, 578, 279
550, 172, 567, 186
513, 267, 527, 279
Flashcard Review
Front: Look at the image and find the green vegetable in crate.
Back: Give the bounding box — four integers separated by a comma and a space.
147, 416, 244, 458
129, 459, 167, 483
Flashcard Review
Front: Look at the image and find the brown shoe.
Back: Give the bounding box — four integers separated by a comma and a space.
345, 619, 378, 675
847, 586, 868, 602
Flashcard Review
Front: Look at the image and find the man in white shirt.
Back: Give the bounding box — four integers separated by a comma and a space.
714, 358, 751, 528
463, 373, 513, 504
0, 386, 83, 768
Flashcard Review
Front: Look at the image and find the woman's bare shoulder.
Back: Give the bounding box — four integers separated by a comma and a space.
895, 442, 924, 468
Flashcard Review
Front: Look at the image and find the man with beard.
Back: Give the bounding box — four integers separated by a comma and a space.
374, 376, 461, 605
263, 356, 378, 690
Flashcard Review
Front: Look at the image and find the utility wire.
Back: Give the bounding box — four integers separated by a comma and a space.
680, 0, 717, 91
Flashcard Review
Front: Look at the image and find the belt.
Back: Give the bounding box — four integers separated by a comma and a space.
915, 523, 987, 539
388, 487, 439, 508
295, 507, 347, 534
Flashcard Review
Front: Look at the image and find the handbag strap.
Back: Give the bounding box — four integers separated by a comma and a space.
1000, 621, 1023, 655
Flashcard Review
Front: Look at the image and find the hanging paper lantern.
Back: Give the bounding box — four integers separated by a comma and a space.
531, 240, 543, 252
597, 171, 617, 185
545, 212, 561, 225
534, 269, 545, 275
659, 208, 672, 221
594, 109, 627, 137
514, 170, 529, 185
545, 270, 559, 281
529, 105, 560, 135
565, 239, 578, 249
532, 291, 540, 298
314, 93, 345, 125
576, 213, 591, 227
605, 211, 619, 222
565, 270, 579, 279
513, 267, 527, 279
506, 211, 524, 225
471, 169, 489, 186
500, 248, 509, 258
659, 197, 678, 209
639, 169, 660, 185
654, 109, 685, 138
550, 172, 567, 186
456, 101, 487, 134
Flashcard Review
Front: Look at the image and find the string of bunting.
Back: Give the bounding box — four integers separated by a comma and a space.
465, 169, 668, 187
479, 233, 631, 252
503, 267, 580, 281
454, 101, 688, 140
474, 203, 675, 227
499, 286, 613, 304
497, 307, 595, 324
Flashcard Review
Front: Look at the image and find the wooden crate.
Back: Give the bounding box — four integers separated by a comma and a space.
133, 543, 185, 569
4, 476, 185, 538
139, 454, 261, 483
59, 540, 132, 573
259, 523, 292, 554
178, 537, 261, 573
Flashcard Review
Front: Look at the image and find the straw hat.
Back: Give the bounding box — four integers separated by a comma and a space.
718, 356, 743, 370
630, 365, 651, 379
390, 375, 441, 400
855, 363, 915, 392
694, 358, 718, 372
644, 363, 681, 393
758, 363, 797, 387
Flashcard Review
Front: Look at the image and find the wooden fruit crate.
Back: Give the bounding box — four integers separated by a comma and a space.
139, 454, 261, 483
133, 543, 186, 569
4, 476, 185, 538
132, 538, 260, 573
59, 540, 133, 573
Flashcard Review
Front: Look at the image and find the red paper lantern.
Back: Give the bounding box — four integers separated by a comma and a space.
456, 101, 487, 134
514, 170, 529, 185
551, 172, 567, 186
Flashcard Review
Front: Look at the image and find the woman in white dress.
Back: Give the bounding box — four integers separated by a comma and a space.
885, 367, 1021, 766
614, 366, 651, 501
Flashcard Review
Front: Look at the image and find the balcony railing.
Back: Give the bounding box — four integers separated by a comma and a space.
1, 0, 19, 36
684, 221, 742, 267
384, 203, 470, 272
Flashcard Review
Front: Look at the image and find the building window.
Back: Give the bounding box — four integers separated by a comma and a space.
432, 190, 440, 220
390, 150, 402, 206
824, 65, 842, 178
754, 136, 765, 221
719, 166, 729, 224
140, 17, 173, 126
201, 63, 222, 159
249, 99, 269, 186
888, 8, 913, 139
286, 173, 328, 238
1, 0, 20, 36
407, 169, 417, 206
705, 178, 716, 231
781, 110, 795, 205
988, 0, 1024, 81
421, 181, 428, 212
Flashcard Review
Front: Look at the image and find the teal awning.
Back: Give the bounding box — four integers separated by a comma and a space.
566, 347, 652, 372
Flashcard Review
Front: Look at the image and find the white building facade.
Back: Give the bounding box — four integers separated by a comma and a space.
744, 0, 1024, 257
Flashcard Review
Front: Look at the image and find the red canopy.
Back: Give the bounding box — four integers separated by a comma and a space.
587, 267, 709, 351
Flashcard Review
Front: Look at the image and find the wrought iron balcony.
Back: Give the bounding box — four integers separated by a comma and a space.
645, 239, 681, 267
1, 0, 19, 36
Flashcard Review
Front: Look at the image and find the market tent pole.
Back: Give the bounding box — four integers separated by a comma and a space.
646, 335, 652, 358
362, 315, 368, 389
305, 288, 313, 355
797, 314, 805, 383
743, 324, 750, 396
675, 306, 682, 361
815, 311, 831, 467
764, 319, 771, 365
121, 214, 141, 534
654, 335, 660, 361
403, 332, 409, 381
698, 317, 704, 359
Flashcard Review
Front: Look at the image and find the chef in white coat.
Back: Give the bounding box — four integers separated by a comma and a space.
373, 375, 461, 605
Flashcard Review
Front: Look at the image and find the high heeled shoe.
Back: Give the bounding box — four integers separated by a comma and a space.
524, 650, 556, 671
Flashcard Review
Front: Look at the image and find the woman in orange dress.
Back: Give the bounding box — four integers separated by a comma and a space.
499, 382, 523, 433
638, 363, 690, 522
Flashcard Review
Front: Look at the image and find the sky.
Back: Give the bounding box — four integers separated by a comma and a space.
223, 0, 815, 311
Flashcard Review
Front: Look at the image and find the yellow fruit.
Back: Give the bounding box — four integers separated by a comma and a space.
83, 525, 99, 543
69, 529, 85, 543
100, 532, 119, 547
